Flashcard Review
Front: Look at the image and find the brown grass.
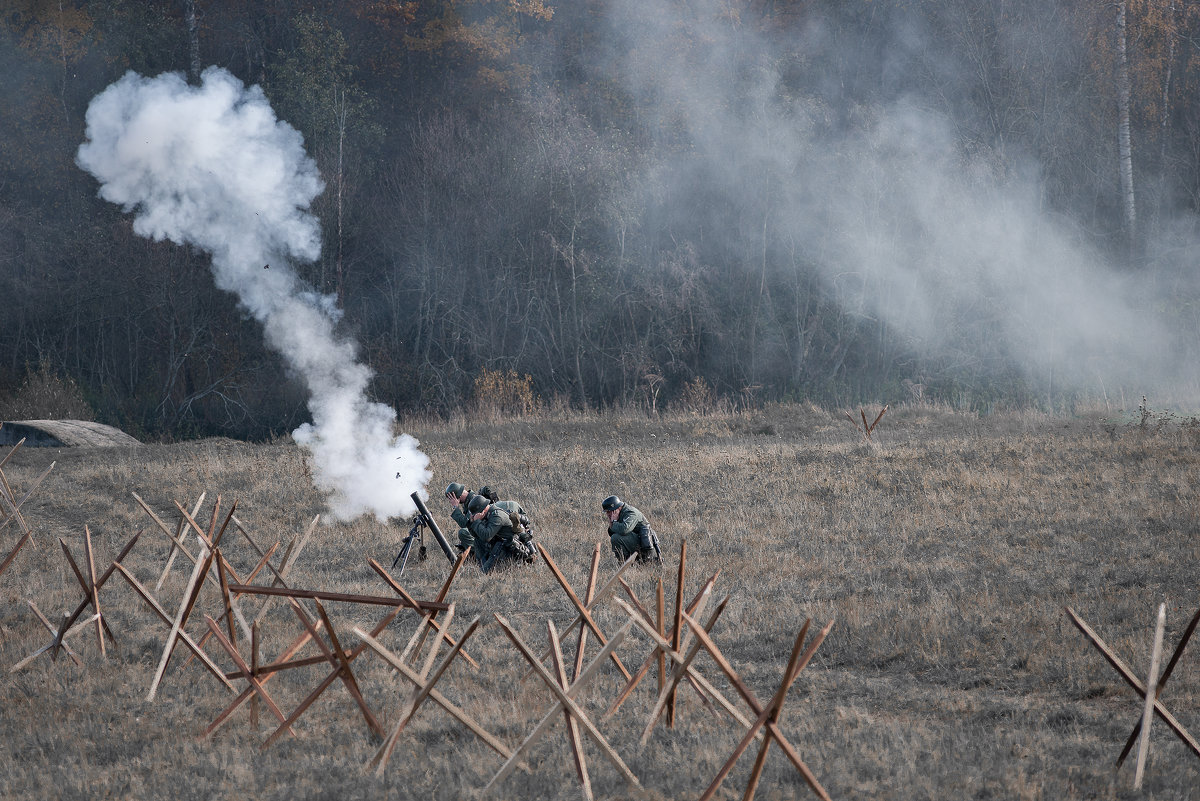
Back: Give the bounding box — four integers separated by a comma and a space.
1, 402, 1199, 800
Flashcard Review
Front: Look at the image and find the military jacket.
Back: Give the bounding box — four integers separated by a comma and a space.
607, 505, 649, 537
470, 505, 517, 544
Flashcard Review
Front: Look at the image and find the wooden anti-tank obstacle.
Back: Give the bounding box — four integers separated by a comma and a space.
1066, 603, 1200, 787
0, 433, 56, 581
485, 614, 643, 799
225, 580, 449, 748
355, 613, 509, 774
11, 530, 142, 672
844, 405, 888, 443
537, 542, 633, 682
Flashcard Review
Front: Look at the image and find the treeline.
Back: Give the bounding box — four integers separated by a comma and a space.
1, 0, 1198, 438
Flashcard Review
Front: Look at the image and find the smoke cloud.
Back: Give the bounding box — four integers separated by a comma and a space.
76, 67, 428, 521
594, 0, 1197, 402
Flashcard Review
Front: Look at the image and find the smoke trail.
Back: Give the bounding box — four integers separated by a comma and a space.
76, 67, 429, 521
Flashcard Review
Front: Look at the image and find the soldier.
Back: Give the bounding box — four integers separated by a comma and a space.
603, 495, 661, 564
445, 483, 486, 564
467, 494, 537, 573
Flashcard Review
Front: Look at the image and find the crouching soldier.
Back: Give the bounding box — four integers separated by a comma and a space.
603, 495, 661, 565
467, 494, 536, 573
445, 483, 487, 564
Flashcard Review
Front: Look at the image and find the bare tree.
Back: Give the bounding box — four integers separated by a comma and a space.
1116, 0, 1137, 256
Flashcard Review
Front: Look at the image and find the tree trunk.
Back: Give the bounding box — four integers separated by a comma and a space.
1116, 0, 1137, 258
184, 0, 201, 83
1160, 0, 1176, 174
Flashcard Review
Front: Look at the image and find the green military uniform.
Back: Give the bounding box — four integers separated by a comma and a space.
608, 503, 651, 561
470, 499, 535, 572
452, 492, 488, 562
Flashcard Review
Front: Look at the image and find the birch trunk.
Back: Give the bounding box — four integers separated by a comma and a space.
1116, 0, 1137, 256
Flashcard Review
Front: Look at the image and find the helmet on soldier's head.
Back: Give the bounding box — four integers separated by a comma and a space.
445, 482, 466, 498
602, 495, 623, 512
467, 494, 490, 514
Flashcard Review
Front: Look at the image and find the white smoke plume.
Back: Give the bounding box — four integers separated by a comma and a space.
76, 67, 429, 521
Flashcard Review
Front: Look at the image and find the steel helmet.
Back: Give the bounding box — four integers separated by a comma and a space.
445, 482, 466, 498
602, 495, 623, 512
467, 494, 490, 514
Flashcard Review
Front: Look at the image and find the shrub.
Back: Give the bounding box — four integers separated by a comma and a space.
673, 375, 716, 414
471, 368, 538, 418
0, 358, 94, 421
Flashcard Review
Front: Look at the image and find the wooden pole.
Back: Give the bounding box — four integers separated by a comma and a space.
573, 543, 602, 682
656, 577, 665, 698
250, 622, 260, 729
1134, 603, 1167, 790
156, 493, 205, 592
669, 538, 687, 728
551, 620, 592, 800
83, 527, 105, 659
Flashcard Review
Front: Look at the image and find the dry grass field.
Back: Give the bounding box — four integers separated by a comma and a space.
1, 402, 1199, 800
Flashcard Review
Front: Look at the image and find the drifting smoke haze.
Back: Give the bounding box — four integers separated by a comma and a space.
76, 68, 429, 521
592, 0, 1197, 401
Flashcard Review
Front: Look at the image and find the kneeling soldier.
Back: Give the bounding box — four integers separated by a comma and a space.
445, 483, 486, 564
467, 494, 536, 573
603, 495, 661, 565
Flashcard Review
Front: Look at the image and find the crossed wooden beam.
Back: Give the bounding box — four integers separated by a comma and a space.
685, 612, 836, 801
11, 530, 142, 672
521, 550, 638, 682
537, 543, 634, 684
222, 582, 449, 748
368, 551, 479, 669
606, 569, 727, 722
844, 405, 888, 442
355, 614, 511, 775
363, 604, 485, 774
486, 614, 643, 799
1066, 604, 1200, 786
0, 436, 55, 581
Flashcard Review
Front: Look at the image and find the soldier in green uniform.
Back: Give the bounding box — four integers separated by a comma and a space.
603, 495, 661, 564
444, 483, 486, 564
467, 494, 536, 573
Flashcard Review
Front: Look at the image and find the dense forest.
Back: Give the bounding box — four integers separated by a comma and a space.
3, 0, 1200, 439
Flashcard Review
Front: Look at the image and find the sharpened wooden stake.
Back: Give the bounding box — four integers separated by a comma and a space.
399, 546, 473, 664
203, 615, 297, 739
156, 493, 206, 591
689, 613, 835, 801
57, 537, 120, 657
605, 571, 720, 720
573, 543, 602, 682
147, 537, 214, 701
656, 577, 665, 697
551, 620, 592, 800
522, 552, 637, 681
261, 601, 402, 748
669, 538, 687, 727
368, 557, 478, 668
369, 605, 472, 775
1134, 604, 1167, 790
17, 531, 141, 667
